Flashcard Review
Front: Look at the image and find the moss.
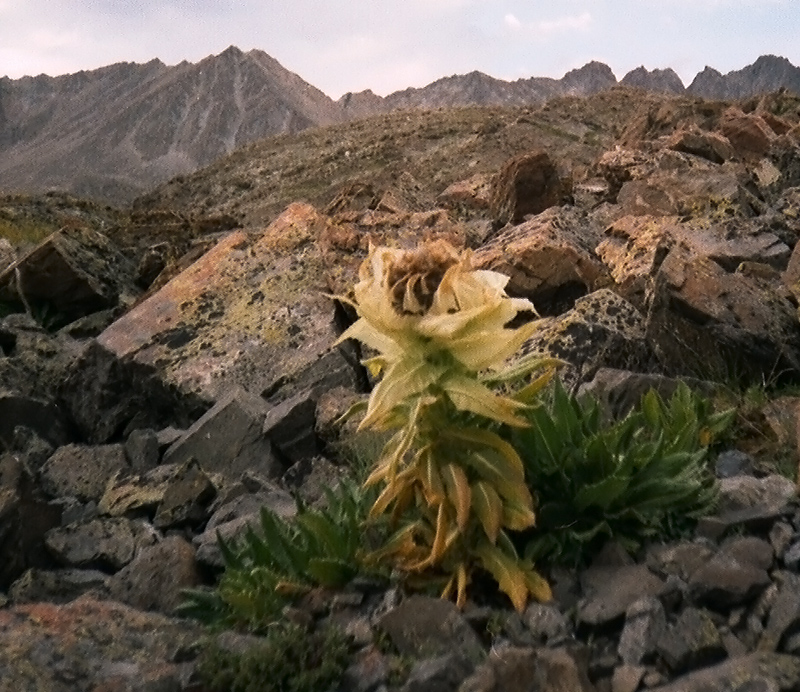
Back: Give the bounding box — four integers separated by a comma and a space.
196, 622, 350, 692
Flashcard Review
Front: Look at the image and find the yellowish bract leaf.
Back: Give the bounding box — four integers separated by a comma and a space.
441, 463, 471, 533
471, 480, 503, 543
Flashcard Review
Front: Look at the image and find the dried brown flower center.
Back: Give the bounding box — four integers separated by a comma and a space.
386, 241, 460, 314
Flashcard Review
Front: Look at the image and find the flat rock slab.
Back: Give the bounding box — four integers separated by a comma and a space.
0, 596, 204, 692
97, 204, 349, 404
648, 652, 800, 692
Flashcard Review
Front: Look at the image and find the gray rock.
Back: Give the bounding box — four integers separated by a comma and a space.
689, 549, 772, 609
39, 443, 128, 502
153, 459, 216, 528
458, 645, 536, 692
378, 595, 484, 662
341, 645, 391, 692
44, 517, 156, 570
769, 521, 795, 560
656, 607, 726, 674
531, 645, 596, 692
618, 596, 667, 665
124, 428, 160, 471
402, 653, 473, 692
9, 567, 110, 603
578, 564, 667, 626
163, 385, 280, 480
262, 389, 320, 463
611, 664, 647, 692
0, 392, 71, 452
716, 450, 756, 478
759, 571, 800, 652
647, 652, 800, 692
193, 487, 296, 568
646, 540, 716, 581
108, 535, 201, 614
523, 602, 573, 646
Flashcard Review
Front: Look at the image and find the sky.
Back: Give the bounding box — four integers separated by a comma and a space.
0, 0, 798, 100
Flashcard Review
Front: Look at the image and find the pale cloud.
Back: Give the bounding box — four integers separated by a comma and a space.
503, 11, 593, 38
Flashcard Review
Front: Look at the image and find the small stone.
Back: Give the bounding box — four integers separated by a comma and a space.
618, 596, 666, 665
715, 449, 755, 478
611, 664, 646, 692
769, 521, 794, 560
656, 607, 726, 674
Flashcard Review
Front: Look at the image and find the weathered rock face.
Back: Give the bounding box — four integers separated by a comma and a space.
474, 207, 605, 314
490, 150, 573, 226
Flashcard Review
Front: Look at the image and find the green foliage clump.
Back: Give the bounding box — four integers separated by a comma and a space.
513, 381, 734, 566
196, 621, 349, 692
179, 480, 385, 631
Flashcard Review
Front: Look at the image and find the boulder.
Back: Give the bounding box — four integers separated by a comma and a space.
473, 207, 605, 314
0, 226, 138, 325
108, 535, 202, 613
665, 127, 736, 164
721, 107, 777, 159
0, 392, 71, 451
162, 386, 280, 480
436, 174, 493, 213
96, 205, 362, 405
0, 597, 205, 691
520, 289, 656, 388
645, 248, 800, 382
44, 517, 157, 571
39, 443, 129, 502
9, 567, 110, 604
490, 150, 572, 226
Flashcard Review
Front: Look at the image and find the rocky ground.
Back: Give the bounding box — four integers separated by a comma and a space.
1, 88, 800, 691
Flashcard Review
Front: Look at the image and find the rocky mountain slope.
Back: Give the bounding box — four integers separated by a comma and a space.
1, 50, 800, 205
1, 83, 800, 690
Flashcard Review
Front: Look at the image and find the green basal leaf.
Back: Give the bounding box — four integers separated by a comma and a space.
306, 557, 356, 588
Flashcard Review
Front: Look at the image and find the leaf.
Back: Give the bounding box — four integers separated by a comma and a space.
475, 541, 530, 612
573, 474, 632, 511
472, 480, 503, 543
501, 495, 537, 531
441, 463, 471, 533
465, 450, 532, 507
443, 427, 526, 482
420, 448, 446, 505
443, 375, 529, 427
522, 565, 552, 602
306, 557, 356, 587
513, 366, 558, 404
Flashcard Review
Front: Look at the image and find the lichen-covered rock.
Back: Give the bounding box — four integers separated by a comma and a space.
473, 207, 605, 314
39, 443, 128, 502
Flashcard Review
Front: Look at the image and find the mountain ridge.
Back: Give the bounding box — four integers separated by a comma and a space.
1, 48, 799, 204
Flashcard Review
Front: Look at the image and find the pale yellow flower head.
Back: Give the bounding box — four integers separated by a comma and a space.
337, 240, 540, 429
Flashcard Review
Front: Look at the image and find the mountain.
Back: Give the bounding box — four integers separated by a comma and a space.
621, 66, 685, 94
688, 55, 800, 99
1, 49, 799, 205
0, 46, 340, 202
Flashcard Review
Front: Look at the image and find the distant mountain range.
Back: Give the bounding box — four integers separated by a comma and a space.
1, 48, 799, 204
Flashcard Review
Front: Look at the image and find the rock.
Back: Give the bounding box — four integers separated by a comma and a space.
578, 563, 667, 626
645, 248, 800, 382
98, 463, 183, 517
108, 535, 202, 613
0, 392, 71, 451
647, 652, 800, 692
153, 459, 216, 528
0, 226, 138, 324
0, 597, 204, 692
490, 150, 572, 226
577, 368, 716, 420
341, 645, 391, 692
193, 487, 296, 568
715, 474, 797, 525
523, 602, 573, 646
618, 596, 667, 665
716, 450, 756, 478
611, 664, 646, 692
9, 567, 110, 604
665, 127, 736, 164
378, 595, 484, 662
520, 289, 656, 389
721, 108, 777, 158
39, 443, 129, 502
473, 207, 605, 314
262, 389, 320, 463
529, 646, 596, 692
44, 517, 157, 571
688, 544, 772, 609
0, 453, 63, 589
96, 205, 361, 404
401, 653, 474, 692
656, 607, 726, 674
437, 174, 493, 213
124, 428, 160, 471
759, 571, 800, 652
60, 339, 206, 444
646, 540, 716, 582
0, 237, 15, 271
163, 385, 279, 480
